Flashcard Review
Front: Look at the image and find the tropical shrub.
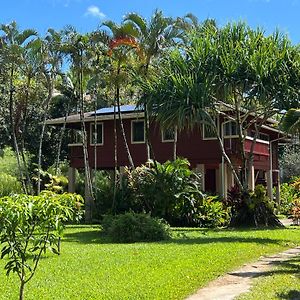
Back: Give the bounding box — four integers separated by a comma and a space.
291, 199, 300, 225
102, 212, 170, 243
196, 196, 230, 227
127, 158, 202, 225
278, 182, 299, 215
0, 192, 83, 300
32, 169, 68, 194
226, 185, 282, 227
0, 172, 22, 197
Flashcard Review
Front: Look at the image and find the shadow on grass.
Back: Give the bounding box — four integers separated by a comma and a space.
278, 290, 300, 300
63, 227, 295, 246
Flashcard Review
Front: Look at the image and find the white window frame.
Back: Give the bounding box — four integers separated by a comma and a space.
202, 118, 219, 140
131, 119, 145, 144
246, 136, 269, 145
223, 121, 239, 139
161, 128, 176, 142
90, 122, 104, 146
68, 130, 83, 146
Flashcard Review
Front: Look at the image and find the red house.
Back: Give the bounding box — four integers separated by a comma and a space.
46, 104, 286, 201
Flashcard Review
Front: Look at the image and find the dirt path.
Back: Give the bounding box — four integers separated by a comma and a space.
186, 246, 300, 300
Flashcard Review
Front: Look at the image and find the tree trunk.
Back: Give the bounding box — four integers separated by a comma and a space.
115, 62, 134, 169
37, 74, 53, 194
9, 66, 27, 193
116, 87, 134, 169
112, 98, 118, 213
173, 126, 178, 160
79, 51, 94, 221
19, 280, 25, 300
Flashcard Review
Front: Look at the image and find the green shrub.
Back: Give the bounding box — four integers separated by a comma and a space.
32, 169, 68, 194
127, 158, 203, 226
102, 213, 170, 243
226, 185, 282, 227
0, 147, 30, 178
278, 183, 298, 215
0, 172, 22, 197
197, 196, 230, 227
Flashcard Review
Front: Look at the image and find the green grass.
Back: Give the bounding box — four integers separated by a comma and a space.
1, 226, 300, 300
238, 252, 300, 300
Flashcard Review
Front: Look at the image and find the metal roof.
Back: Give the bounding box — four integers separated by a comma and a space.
92, 104, 143, 116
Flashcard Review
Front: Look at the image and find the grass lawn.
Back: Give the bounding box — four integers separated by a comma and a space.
238, 246, 300, 300
1, 226, 300, 300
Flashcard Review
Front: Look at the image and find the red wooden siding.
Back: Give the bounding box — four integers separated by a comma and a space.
69, 117, 276, 172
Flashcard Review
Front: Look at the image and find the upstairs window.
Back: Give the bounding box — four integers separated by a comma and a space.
162, 128, 175, 142
224, 121, 238, 137
131, 120, 145, 143
69, 129, 83, 146
203, 118, 218, 140
90, 123, 104, 145
248, 130, 269, 142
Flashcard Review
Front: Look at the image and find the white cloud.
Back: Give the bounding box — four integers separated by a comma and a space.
85, 5, 106, 19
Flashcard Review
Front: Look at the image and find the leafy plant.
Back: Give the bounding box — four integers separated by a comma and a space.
127, 158, 202, 225
278, 183, 299, 215
0, 172, 22, 197
32, 169, 68, 194
0, 192, 83, 300
291, 199, 300, 225
102, 212, 170, 243
226, 185, 282, 227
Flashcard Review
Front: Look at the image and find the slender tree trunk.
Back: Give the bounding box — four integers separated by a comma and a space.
93, 98, 98, 200
115, 62, 134, 169
19, 280, 25, 300
55, 105, 70, 175
9, 66, 27, 193
112, 98, 118, 212
79, 50, 94, 222
37, 74, 53, 194
20, 75, 33, 193
173, 126, 178, 160
116, 87, 134, 169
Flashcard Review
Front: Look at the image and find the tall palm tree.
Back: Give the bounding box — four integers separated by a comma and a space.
36, 28, 63, 193
124, 10, 180, 160
0, 21, 37, 193
100, 21, 140, 210
60, 27, 94, 221
101, 20, 138, 170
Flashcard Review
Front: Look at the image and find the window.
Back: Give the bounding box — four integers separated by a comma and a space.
203, 118, 218, 140
248, 130, 269, 142
224, 121, 238, 137
162, 128, 175, 142
90, 123, 103, 145
131, 120, 145, 143
69, 129, 83, 146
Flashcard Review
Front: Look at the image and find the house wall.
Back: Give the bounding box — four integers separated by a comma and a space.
69, 117, 277, 173
70, 119, 223, 169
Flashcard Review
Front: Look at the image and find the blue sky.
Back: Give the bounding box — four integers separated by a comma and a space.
1, 0, 300, 43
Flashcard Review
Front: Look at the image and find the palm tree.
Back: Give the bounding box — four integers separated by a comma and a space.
60, 27, 94, 221
101, 21, 138, 170
281, 108, 300, 138
36, 28, 63, 193
124, 10, 179, 160
0, 21, 37, 193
